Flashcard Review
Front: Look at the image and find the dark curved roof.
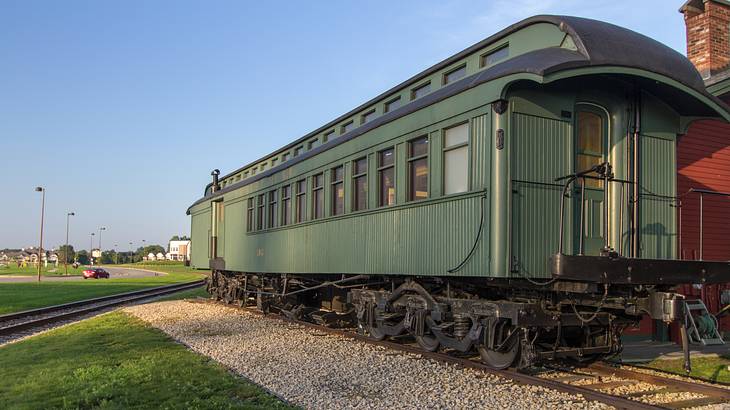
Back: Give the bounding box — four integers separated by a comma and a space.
189, 15, 729, 212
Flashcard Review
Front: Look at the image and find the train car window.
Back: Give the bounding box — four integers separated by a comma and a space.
443, 65, 466, 85
296, 180, 306, 223
281, 185, 292, 226
251, 167, 257, 175
378, 148, 396, 206
260, 163, 267, 171
256, 194, 265, 230
361, 109, 376, 124
341, 121, 354, 135
308, 138, 321, 150
408, 136, 429, 201
411, 82, 431, 100
576, 110, 605, 188
282, 152, 290, 162
312, 173, 324, 219
444, 123, 470, 195
480, 45, 508, 67
324, 130, 335, 141
268, 190, 278, 229
271, 158, 278, 167
331, 166, 345, 216
246, 198, 254, 232
294, 146, 304, 157
353, 157, 368, 211
384, 96, 401, 113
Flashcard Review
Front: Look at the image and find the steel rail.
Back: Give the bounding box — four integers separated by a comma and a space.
0, 280, 205, 337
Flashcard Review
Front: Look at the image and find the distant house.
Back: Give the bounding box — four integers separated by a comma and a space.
167, 240, 191, 261
146, 252, 156, 261
155, 252, 165, 260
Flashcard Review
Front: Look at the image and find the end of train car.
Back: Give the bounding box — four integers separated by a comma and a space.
188, 15, 730, 370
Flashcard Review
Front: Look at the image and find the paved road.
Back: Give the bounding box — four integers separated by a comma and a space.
0, 267, 163, 283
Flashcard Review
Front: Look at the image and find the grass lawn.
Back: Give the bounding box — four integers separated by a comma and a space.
643, 354, 730, 384
0, 311, 292, 409
0, 264, 208, 315
0, 264, 85, 276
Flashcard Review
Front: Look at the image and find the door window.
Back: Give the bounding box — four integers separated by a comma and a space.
576, 111, 605, 188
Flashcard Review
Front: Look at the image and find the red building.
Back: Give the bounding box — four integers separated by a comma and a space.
678, 0, 730, 335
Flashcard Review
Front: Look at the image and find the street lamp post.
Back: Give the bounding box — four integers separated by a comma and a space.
98, 227, 106, 252
128, 242, 134, 263
90, 233, 95, 265
65, 212, 75, 275
114, 244, 118, 264
35, 187, 45, 282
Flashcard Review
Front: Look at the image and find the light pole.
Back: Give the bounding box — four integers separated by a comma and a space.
98, 227, 106, 251
35, 187, 45, 282
65, 212, 75, 275
129, 242, 134, 263
90, 233, 95, 265
114, 243, 118, 264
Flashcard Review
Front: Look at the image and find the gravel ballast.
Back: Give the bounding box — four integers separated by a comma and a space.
125, 300, 611, 409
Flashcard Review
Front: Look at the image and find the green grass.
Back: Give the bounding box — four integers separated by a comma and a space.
0, 311, 292, 409
644, 354, 730, 384
0, 264, 85, 276
0, 265, 208, 314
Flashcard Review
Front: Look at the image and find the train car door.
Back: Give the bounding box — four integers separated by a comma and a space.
574, 104, 608, 256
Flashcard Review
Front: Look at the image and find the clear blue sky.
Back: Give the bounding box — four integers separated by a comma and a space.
0, 0, 688, 251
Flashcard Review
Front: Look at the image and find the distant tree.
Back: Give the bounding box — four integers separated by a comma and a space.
136, 245, 166, 260
180, 235, 190, 241
76, 250, 90, 265
170, 235, 180, 241
58, 245, 75, 264
101, 250, 117, 264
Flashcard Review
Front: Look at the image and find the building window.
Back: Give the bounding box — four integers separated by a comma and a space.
282, 152, 290, 162
481, 45, 508, 67
271, 158, 278, 167
361, 109, 376, 124
268, 190, 277, 229
378, 147, 395, 206
294, 146, 304, 157
384, 96, 401, 113
443, 65, 466, 85
281, 185, 292, 226
443, 123, 469, 195
296, 179, 306, 223
408, 136, 429, 201
324, 130, 335, 141
411, 82, 431, 100
256, 194, 265, 230
331, 165, 344, 216
352, 157, 368, 211
341, 121, 354, 135
309, 138, 321, 150
246, 198, 254, 232
312, 173, 324, 219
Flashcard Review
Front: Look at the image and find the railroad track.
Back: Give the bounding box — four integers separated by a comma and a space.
205, 299, 730, 410
0, 280, 205, 343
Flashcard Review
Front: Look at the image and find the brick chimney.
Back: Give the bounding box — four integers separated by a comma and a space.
680, 0, 730, 79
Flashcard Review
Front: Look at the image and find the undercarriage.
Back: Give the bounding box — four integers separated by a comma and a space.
206, 270, 684, 369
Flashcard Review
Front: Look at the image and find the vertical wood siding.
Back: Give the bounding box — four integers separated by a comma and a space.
511, 113, 572, 278
639, 134, 676, 259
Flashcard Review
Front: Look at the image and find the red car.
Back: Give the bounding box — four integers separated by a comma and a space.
83, 268, 110, 279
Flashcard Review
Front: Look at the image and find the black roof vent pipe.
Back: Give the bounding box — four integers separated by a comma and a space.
211, 169, 220, 192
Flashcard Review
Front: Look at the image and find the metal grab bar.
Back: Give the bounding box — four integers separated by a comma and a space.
556, 162, 627, 256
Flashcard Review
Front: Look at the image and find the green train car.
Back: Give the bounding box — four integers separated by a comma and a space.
188, 15, 730, 368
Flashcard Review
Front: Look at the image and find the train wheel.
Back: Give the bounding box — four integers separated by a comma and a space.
415, 333, 439, 352
478, 343, 519, 369
367, 323, 387, 340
